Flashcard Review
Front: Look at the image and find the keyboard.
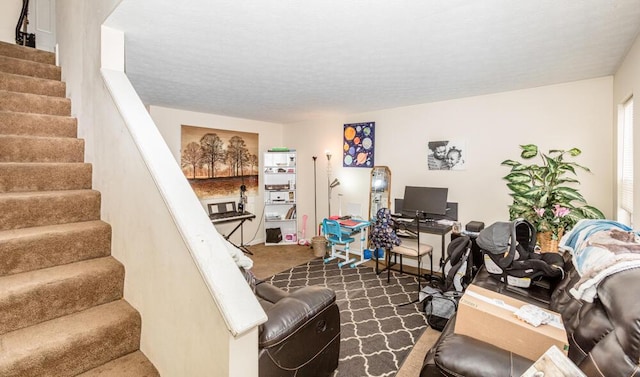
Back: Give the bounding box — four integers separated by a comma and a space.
210, 211, 255, 224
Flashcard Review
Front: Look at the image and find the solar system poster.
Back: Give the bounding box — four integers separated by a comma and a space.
342, 122, 375, 168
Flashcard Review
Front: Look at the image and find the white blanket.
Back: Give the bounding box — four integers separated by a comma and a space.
560, 220, 640, 302
224, 238, 254, 269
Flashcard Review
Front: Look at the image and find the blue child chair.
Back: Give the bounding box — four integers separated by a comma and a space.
322, 219, 356, 267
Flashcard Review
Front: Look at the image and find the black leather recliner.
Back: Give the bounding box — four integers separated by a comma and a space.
254, 281, 341, 377
420, 262, 640, 377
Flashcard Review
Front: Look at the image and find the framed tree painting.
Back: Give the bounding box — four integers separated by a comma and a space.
181, 125, 259, 199
343, 121, 375, 168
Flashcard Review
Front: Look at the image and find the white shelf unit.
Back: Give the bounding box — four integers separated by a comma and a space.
264, 151, 297, 245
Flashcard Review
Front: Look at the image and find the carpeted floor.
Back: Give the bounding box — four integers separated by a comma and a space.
248, 242, 317, 279
267, 258, 427, 377
248, 243, 440, 377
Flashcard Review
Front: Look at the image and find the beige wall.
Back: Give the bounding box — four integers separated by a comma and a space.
151, 105, 283, 244
613, 34, 640, 227
152, 78, 614, 263
287, 77, 614, 225
0, 0, 22, 43
284, 78, 614, 261
57, 1, 256, 376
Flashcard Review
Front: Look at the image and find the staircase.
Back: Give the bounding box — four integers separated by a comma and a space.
0, 41, 159, 376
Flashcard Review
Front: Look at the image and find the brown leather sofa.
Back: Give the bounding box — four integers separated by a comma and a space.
254, 281, 341, 377
420, 261, 640, 377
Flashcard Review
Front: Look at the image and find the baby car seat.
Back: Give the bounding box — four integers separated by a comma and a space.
442, 235, 473, 292
477, 219, 565, 288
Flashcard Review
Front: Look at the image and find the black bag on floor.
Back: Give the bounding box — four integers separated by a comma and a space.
421, 287, 462, 331
266, 227, 283, 243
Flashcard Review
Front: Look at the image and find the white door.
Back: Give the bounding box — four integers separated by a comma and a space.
27, 0, 56, 52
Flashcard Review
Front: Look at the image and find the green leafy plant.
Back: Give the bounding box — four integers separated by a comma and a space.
502, 144, 605, 239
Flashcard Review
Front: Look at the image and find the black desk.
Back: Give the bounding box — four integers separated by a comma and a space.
210, 211, 256, 254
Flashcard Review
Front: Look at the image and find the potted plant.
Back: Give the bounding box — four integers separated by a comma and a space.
501, 144, 605, 252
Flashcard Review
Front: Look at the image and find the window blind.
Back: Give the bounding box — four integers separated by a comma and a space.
621, 97, 634, 215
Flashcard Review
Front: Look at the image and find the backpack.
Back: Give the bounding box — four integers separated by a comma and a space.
419, 236, 472, 331
369, 208, 402, 250
476, 219, 565, 288
420, 285, 462, 331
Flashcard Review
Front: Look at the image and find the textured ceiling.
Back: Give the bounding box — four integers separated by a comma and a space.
106, 0, 640, 124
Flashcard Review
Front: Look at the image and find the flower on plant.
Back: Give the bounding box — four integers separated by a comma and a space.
531, 204, 572, 239
552, 204, 570, 218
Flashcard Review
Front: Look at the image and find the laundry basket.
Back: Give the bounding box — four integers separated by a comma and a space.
312, 236, 328, 258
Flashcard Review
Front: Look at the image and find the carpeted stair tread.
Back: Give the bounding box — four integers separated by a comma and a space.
0, 110, 77, 138
0, 220, 111, 276
77, 351, 160, 377
0, 190, 101, 230
0, 71, 66, 97
0, 90, 70, 116
0, 41, 56, 65
0, 55, 60, 81
0, 162, 92, 192
0, 256, 124, 335
0, 45, 157, 375
0, 299, 141, 377
0, 135, 84, 163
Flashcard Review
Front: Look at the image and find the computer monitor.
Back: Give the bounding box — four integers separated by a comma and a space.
395, 199, 458, 221
401, 186, 448, 217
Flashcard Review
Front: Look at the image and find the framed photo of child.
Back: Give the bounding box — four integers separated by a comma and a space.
427, 140, 466, 171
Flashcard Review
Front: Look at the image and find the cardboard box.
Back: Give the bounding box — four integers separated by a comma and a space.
455, 284, 569, 361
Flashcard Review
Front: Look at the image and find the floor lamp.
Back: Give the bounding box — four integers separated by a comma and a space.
313, 156, 318, 235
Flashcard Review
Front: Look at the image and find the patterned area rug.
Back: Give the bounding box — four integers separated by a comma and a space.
266, 258, 428, 377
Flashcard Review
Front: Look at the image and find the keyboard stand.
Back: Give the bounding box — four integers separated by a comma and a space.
223, 216, 254, 255
211, 210, 256, 255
